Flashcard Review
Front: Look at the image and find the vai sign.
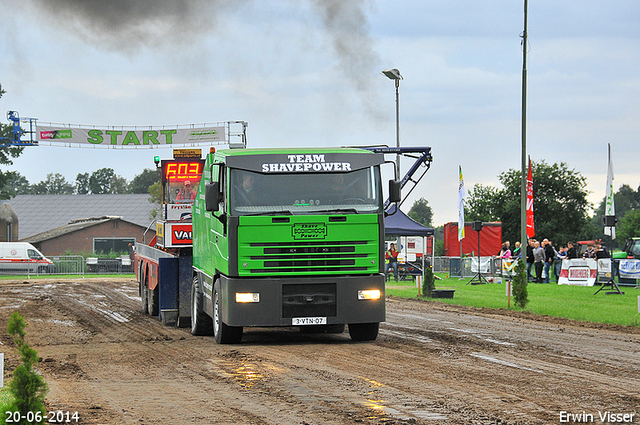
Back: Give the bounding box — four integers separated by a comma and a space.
38, 125, 226, 147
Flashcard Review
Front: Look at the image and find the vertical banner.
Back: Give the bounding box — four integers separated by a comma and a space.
457, 166, 466, 241
604, 143, 616, 239
526, 157, 535, 238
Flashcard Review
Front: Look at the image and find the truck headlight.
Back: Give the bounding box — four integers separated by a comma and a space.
235, 293, 260, 303
358, 289, 381, 300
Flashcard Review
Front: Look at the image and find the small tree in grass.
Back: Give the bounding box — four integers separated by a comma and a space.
422, 266, 435, 297
512, 259, 529, 309
3, 312, 48, 425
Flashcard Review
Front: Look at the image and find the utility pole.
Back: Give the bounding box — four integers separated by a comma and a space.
520, 0, 528, 250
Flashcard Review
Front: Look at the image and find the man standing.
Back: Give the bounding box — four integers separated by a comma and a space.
567, 242, 578, 259
533, 241, 545, 283
544, 239, 556, 283
526, 239, 535, 282
555, 246, 567, 283
385, 243, 399, 282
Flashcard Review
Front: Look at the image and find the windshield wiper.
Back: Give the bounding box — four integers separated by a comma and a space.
243, 210, 294, 216
315, 208, 359, 214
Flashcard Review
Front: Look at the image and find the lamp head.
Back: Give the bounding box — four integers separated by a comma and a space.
382, 68, 403, 80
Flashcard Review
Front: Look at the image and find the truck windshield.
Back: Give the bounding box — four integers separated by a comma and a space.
230, 168, 382, 216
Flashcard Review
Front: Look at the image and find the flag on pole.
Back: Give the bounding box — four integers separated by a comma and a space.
526, 157, 535, 239
458, 166, 466, 241
604, 143, 616, 239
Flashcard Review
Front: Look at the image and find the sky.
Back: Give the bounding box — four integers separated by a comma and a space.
1, 0, 639, 228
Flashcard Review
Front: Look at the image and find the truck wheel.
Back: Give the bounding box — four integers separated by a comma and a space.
212, 282, 243, 344
148, 284, 159, 317
141, 274, 149, 315
348, 323, 379, 342
190, 275, 213, 336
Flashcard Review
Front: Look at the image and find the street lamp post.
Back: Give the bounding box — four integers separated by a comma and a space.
382, 68, 403, 179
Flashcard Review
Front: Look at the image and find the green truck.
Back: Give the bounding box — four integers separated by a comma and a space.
190, 147, 399, 343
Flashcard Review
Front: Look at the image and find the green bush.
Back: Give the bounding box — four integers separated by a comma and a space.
512, 259, 529, 309
422, 266, 435, 297
2, 312, 48, 425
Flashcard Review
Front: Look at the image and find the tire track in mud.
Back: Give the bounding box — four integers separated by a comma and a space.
3, 279, 639, 424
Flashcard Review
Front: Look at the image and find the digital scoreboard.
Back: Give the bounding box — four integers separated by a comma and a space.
159, 149, 205, 184
162, 161, 204, 183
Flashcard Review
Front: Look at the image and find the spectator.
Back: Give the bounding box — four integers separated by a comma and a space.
583, 243, 596, 259
499, 243, 511, 259
543, 239, 556, 283
555, 246, 567, 282
533, 241, 545, 283
595, 242, 610, 259
385, 243, 399, 282
567, 242, 578, 259
511, 241, 521, 259
526, 239, 535, 282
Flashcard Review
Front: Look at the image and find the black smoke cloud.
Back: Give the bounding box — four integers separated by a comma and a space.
27, 0, 228, 52
23, 0, 383, 119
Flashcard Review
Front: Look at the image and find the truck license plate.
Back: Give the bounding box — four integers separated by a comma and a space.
292, 317, 327, 326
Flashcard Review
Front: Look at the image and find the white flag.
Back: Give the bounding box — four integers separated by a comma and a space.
604, 143, 615, 239
458, 166, 466, 241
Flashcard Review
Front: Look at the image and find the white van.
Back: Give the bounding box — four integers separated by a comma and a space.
0, 242, 55, 274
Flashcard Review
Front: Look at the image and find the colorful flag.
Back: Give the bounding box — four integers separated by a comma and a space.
604, 143, 616, 239
526, 157, 535, 239
458, 166, 466, 241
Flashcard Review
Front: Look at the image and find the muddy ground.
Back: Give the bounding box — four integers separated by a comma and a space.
0, 278, 638, 424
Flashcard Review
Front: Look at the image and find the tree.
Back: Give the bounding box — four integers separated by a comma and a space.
512, 259, 528, 309
32, 173, 74, 195
466, 160, 593, 246
617, 210, 640, 242
5, 312, 48, 424
0, 85, 25, 201
0, 172, 31, 198
89, 168, 116, 194
148, 181, 162, 220
408, 197, 433, 227
130, 168, 160, 194
75, 172, 90, 194
110, 175, 130, 194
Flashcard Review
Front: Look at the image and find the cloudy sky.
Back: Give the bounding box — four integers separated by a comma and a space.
1, 1, 639, 228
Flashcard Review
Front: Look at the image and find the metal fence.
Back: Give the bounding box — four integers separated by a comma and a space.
430, 256, 518, 281
0, 255, 134, 277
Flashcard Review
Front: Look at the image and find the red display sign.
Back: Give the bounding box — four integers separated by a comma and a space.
163, 161, 204, 182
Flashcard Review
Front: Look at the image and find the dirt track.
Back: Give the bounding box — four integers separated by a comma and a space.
0, 278, 638, 424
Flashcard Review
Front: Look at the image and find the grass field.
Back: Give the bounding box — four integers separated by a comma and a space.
386, 274, 640, 327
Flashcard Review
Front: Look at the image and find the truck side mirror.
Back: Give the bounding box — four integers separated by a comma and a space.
205, 182, 221, 212
389, 180, 401, 203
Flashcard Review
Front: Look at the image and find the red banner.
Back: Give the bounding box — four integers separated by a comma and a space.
526, 157, 535, 238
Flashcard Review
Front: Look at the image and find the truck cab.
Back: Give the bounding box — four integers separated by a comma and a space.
191, 148, 393, 343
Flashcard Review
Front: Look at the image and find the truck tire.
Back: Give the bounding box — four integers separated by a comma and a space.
148, 284, 159, 317
141, 272, 149, 315
348, 322, 379, 341
212, 281, 243, 344
190, 275, 213, 336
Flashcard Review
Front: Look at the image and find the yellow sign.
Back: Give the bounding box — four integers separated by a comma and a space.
173, 149, 202, 159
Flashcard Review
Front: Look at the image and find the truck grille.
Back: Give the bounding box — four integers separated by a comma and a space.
248, 241, 369, 274
282, 283, 336, 318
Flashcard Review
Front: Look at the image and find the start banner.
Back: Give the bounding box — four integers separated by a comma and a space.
558, 258, 597, 286
37, 124, 227, 148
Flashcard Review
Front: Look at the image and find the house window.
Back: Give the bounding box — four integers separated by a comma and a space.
93, 238, 136, 254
